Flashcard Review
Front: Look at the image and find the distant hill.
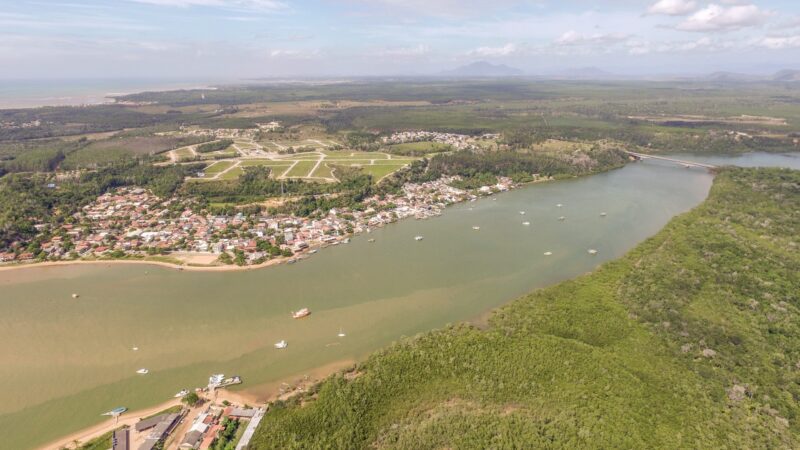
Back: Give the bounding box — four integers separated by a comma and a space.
702, 71, 763, 82
771, 69, 800, 82
439, 61, 524, 77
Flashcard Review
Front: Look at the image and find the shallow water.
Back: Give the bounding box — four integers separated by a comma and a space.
0, 152, 797, 448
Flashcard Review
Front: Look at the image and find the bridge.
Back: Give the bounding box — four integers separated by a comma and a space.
625, 151, 717, 170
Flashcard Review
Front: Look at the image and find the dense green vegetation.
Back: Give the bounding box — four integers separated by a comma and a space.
251, 168, 800, 449
197, 139, 234, 153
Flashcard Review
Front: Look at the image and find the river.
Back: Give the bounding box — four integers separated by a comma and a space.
0, 152, 798, 448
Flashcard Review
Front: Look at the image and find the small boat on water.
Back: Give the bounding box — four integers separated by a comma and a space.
343, 238, 350, 244
558, 216, 566, 221
131, 346, 139, 351
557, 204, 563, 208
274, 340, 288, 349
588, 249, 598, 255
522, 222, 530, 226
310, 249, 318, 254
600, 212, 607, 217
414, 236, 424, 241
519, 211, 526, 215
71, 293, 79, 299
543, 251, 553, 256
337, 328, 346, 338
136, 368, 149, 375
292, 308, 311, 319
472, 226, 481, 230
102, 407, 127, 416
174, 389, 189, 398
368, 238, 376, 243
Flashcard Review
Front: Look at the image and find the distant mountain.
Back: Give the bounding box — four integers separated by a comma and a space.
439, 61, 524, 77
771, 69, 800, 82
702, 71, 763, 82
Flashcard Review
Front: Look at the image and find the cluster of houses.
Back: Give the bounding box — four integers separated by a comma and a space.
381, 130, 478, 150
2, 175, 516, 266
1, 119, 42, 130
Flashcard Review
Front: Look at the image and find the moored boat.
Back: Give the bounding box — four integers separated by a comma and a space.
275, 340, 287, 349
136, 368, 149, 375
292, 308, 311, 319
174, 389, 189, 398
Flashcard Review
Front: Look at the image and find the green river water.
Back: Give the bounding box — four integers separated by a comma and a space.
1, 152, 798, 448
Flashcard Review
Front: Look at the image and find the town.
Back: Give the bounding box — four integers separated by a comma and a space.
0, 175, 515, 267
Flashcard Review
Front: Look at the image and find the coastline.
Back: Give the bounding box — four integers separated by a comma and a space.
38, 358, 355, 450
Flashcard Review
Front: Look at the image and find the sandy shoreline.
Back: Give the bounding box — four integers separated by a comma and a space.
0, 254, 292, 274
38, 359, 355, 450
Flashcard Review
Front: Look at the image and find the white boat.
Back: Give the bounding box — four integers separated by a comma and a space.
543, 251, 553, 256
343, 238, 350, 244
368, 238, 376, 243
131, 346, 139, 351
522, 222, 530, 226
414, 236, 424, 241
136, 368, 149, 375
274, 340, 288, 349
71, 293, 79, 299
558, 216, 566, 221
557, 204, 563, 208
337, 328, 346, 338
588, 249, 598, 255
310, 249, 318, 254
292, 308, 311, 319
102, 407, 127, 416
472, 226, 480, 230
174, 389, 189, 398
519, 211, 526, 215
600, 212, 607, 217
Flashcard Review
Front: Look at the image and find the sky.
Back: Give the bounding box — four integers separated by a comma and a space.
2, 0, 800, 79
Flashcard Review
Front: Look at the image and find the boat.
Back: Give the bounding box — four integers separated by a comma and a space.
102, 407, 127, 416
292, 308, 311, 319
522, 222, 530, 226
557, 204, 563, 208
71, 293, 79, 299
343, 238, 350, 244
131, 346, 139, 351
558, 216, 566, 221
136, 368, 149, 375
174, 389, 189, 398
543, 251, 553, 256
414, 236, 424, 241
472, 226, 480, 230
274, 340, 288, 349
337, 328, 346, 338
310, 249, 318, 254
209, 373, 225, 386
588, 249, 598, 255
368, 238, 375, 243
519, 211, 526, 215
600, 212, 607, 217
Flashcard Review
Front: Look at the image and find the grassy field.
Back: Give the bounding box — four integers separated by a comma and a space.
284, 160, 319, 178
251, 167, 800, 449
203, 160, 235, 175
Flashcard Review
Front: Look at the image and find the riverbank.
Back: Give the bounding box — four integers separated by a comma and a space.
1, 155, 732, 450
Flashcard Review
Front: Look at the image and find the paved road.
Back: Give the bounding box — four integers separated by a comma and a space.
235, 407, 266, 450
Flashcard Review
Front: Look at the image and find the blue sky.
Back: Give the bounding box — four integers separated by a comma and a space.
2, 0, 800, 79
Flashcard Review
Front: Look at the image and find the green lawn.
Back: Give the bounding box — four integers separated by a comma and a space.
284, 160, 319, 178
203, 160, 235, 175
310, 162, 335, 179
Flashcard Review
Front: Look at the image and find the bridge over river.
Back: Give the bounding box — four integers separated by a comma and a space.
625, 151, 718, 170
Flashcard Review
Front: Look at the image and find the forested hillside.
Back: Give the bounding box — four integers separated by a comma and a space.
251, 167, 800, 449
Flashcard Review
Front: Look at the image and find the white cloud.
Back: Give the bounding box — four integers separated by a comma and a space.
756, 35, 800, 49
647, 0, 697, 16
378, 45, 430, 57
269, 48, 319, 58
676, 4, 769, 32
467, 43, 518, 57
130, 0, 286, 11
555, 30, 629, 46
